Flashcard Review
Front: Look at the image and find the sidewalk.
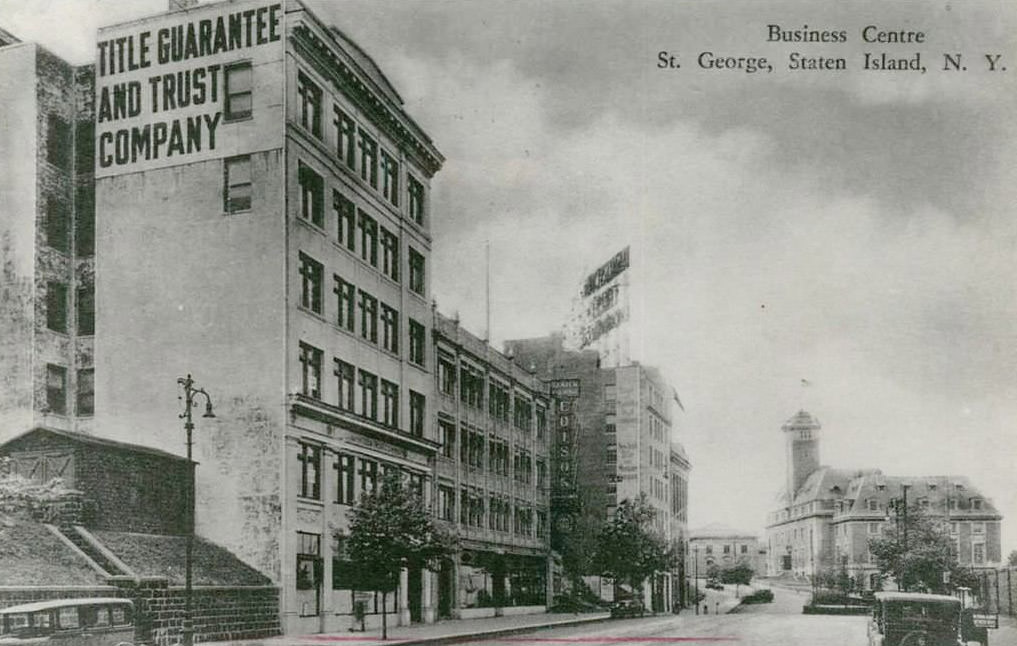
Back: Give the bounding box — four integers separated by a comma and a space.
678, 579, 750, 616
201, 611, 612, 646
992, 613, 1017, 646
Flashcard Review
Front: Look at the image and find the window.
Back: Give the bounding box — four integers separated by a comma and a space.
537, 510, 548, 538
358, 459, 378, 496
333, 190, 355, 251
358, 370, 377, 420
438, 485, 455, 521
46, 198, 70, 252
973, 542, 985, 565
77, 284, 94, 335
380, 380, 399, 428
46, 281, 68, 333
408, 318, 426, 366
76, 368, 94, 416
514, 396, 533, 432
334, 275, 355, 332
536, 459, 547, 489
47, 114, 70, 169
299, 253, 323, 314
225, 155, 252, 212
299, 343, 322, 399
972, 521, 985, 535
381, 303, 399, 354
867, 499, 878, 512
439, 419, 456, 459
949, 498, 958, 511
741, 544, 748, 554
298, 162, 324, 227
335, 453, 354, 505
868, 522, 880, 535
297, 72, 322, 137
295, 532, 322, 616
358, 290, 378, 343
381, 227, 399, 281
460, 365, 484, 408
45, 364, 67, 415
224, 61, 252, 120
358, 211, 377, 266
489, 381, 509, 422
467, 431, 485, 469
723, 545, 731, 554
408, 247, 425, 295
75, 182, 95, 256
409, 391, 425, 437
380, 149, 399, 205
536, 405, 547, 439
334, 359, 355, 412
298, 443, 321, 499
972, 498, 983, 511
408, 175, 425, 225
438, 355, 456, 396
514, 450, 532, 484
334, 106, 356, 168
950, 521, 959, 535
358, 129, 377, 187
489, 440, 509, 476
705, 545, 713, 555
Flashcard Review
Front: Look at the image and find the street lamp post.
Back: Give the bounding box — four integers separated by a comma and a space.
886, 484, 911, 592
177, 374, 215, 646
693, 546, 699, 615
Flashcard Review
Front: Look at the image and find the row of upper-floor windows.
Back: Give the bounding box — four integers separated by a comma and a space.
436, 355, 547, 433
840, 496, 986, 514
437, 484, 547, 537
45, 281, 94, 336
699, 543, 751, 556
297, 443, 424, 505
297, 253, 424, 364
298, 341, 426, 436
224, 156, 427, 297
43, 364, 93, 417
437, 418, 547, 486
296, 71, 427, 227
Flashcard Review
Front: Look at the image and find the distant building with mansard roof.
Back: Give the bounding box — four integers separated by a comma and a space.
765, 411, 1002, 590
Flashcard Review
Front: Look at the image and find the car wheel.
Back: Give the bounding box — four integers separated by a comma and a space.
898, 631, 930, 646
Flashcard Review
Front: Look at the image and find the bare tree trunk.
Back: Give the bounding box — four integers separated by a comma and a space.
382, 590, 388, 639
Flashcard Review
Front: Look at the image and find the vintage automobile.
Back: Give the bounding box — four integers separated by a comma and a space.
0, 598, 138, 646
610, 598, 646, 618
867, 592, 991, 646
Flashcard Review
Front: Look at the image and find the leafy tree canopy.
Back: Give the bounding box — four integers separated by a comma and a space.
868, 505, 979, 594
592, 494, 675, 592
342, 470, 456, 590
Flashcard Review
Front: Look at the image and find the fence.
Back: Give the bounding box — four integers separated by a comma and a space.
970, 567, 1015, 616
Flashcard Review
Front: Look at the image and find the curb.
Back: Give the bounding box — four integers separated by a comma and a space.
391, 614, 614, 646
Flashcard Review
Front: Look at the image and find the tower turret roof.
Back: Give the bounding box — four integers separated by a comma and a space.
782, 409, 820, 432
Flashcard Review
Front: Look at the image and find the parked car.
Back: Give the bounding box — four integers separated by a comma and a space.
0, 598, 138, 646
867, 592, 993, 646
610, 598, 645, 618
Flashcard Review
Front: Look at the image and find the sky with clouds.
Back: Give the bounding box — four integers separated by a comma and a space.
3, 0, 1015, 548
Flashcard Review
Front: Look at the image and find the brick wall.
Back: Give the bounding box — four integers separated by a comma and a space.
112, 579, 281, 645
77, 445, 190, 534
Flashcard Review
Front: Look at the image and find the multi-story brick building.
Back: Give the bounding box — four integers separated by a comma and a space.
506, 334, 689, 612
0, 28, 95, 441
90, 0, 442, 636
431, 313, 553, 618
765, 410, 1003, 590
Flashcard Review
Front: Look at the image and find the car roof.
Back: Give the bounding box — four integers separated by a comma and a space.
874, 592, 960, 604
0, 598, 132, 615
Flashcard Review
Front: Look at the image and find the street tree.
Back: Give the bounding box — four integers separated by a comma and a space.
1007, 550, 1017, 567
592, 494, 675, 602
342, 471, 456, 638
868, 505, 979, 594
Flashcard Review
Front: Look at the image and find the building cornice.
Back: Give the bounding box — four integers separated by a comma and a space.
289, 25, 444, 177
289, 394, 439, 454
